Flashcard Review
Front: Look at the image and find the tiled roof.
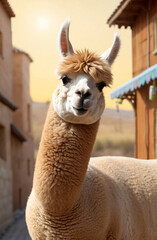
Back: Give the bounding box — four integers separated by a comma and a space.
13, 47, 33, 63
0, 0, 15, 18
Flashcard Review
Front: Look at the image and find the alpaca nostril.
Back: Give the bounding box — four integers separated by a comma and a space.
75, 91, 91, 99
84, 91, 91, 99
75, 91, 82, 96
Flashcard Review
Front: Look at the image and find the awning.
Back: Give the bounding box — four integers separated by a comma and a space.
110, 64, 157, 99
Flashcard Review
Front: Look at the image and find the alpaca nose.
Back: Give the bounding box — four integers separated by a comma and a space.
75, 90, 91, 99
75, 90, 92, 109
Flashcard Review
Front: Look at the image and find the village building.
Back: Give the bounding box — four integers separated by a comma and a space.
12, 47, 34, 211
0, 0, 34, 232
108, 0, 157, 160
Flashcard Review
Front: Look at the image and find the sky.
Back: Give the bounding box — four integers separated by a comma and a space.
9, 0, 132, 110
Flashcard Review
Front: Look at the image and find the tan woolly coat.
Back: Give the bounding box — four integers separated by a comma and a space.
26, 103, 157, 240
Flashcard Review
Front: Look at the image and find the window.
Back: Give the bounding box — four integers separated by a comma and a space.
0, 31, 3, 58
155, 109, 157, 158
0, 125, 6, 160
153, 14, 157, 53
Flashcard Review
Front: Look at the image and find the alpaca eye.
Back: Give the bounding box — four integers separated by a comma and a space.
61, 75, 71, 85
96, 82, 107, 92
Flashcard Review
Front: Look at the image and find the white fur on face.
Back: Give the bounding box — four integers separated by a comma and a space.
52, 73, 105, 125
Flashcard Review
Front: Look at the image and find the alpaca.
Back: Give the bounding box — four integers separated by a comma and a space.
26, 19, 157, 240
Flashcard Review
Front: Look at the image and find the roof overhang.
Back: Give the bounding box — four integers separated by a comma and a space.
0, 0, 15, 18
0, 91, 18, 111
11, 123, 27, 142
107, 0, 148, 28
110, 64, 157, 99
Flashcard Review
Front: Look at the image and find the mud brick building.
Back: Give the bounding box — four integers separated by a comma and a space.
0, 0, 34, 231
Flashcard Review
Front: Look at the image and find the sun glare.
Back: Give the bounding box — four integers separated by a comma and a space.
38, 17, 49, 29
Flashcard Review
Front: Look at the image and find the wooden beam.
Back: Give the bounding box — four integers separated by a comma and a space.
0, 92, 18, 111
131, 2, 147, 10
116, 19, 135, 25
123, 10, 141, 16
11, 123, 27, 142
120, 91, 136, 111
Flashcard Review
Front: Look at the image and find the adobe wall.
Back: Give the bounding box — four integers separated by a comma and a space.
0, 0, 13, 169
12, 53, 32, 133
0, 2, 12, 100
0, 103, 12, 165
11, 135, 22, 210
0, 158, 13, 232
12, 54, 23, 130
11, 135, 34, 211
21, 138, 34, 208
12, 52, 34, 210
0, 103, 13, 230
0, 0, 34, 231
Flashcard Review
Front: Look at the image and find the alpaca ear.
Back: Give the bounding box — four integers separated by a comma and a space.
58, 18, 74, 57
101, 33, 121, 66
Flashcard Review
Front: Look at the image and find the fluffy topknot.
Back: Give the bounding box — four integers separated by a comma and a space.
57, 49, 112, 86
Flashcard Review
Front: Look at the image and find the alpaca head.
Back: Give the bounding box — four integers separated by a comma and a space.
53, 19, 120, 125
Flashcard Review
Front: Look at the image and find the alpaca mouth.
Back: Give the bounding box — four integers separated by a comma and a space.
73, 107, 88, 115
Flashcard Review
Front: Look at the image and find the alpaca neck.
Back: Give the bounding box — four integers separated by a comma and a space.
33, 103, 99, 215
